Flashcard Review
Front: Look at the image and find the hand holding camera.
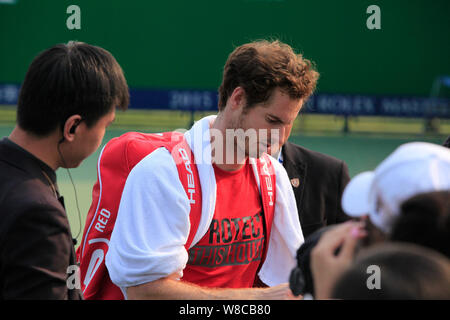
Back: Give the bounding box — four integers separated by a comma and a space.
310, 221, 367, 299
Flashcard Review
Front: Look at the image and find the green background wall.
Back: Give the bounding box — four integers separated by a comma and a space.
1, 0, 449, 95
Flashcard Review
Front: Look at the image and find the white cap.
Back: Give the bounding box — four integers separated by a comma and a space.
341, 142, 450, 234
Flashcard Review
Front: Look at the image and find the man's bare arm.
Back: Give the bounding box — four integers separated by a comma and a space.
127, 274, 299, 300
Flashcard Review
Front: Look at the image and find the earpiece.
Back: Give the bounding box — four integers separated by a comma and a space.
69, 125, 77, 134
69, 119, 82, 134
59, 119, 81, 144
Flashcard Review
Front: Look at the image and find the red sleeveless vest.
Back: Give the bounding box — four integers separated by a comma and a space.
76, 131, 276, 299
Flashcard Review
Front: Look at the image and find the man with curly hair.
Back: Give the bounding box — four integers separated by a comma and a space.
105, 40, 319, 299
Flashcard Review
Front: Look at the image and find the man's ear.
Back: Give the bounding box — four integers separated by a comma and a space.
61, 114, 82, 142
228, 86, 247, 111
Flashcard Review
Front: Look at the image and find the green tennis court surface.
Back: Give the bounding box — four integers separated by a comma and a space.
0, 108, 448, 245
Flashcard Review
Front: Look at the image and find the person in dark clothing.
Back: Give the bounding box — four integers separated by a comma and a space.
278, 141, 351, 239
331, 243, 450, 300
0, 41, 129, 299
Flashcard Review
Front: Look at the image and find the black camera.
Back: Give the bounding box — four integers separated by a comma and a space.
289, 225, 338, 297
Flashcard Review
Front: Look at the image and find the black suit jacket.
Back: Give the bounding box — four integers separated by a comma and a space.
281, 141, 351, 239
0, 138, 82, 299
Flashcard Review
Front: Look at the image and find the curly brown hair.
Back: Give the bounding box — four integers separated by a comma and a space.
218, 40, 319, 111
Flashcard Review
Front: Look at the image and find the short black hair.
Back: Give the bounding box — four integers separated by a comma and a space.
390, 191, 450, 258
17, 41, 129, 136
332, 243, 450, 300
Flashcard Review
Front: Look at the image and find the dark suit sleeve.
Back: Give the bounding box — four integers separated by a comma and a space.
1, 204, 75, 299
336, 161, 351, 223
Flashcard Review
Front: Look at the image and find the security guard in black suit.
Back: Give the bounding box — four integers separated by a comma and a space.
0, 42, 129, 299
280, 141, 351, 239
0, 138, 82, 299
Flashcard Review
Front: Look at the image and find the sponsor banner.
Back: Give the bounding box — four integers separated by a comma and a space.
130, 88, 219, 111
0, 83, 20, 105
304, 94, 450, 118
1, 83, 448, 118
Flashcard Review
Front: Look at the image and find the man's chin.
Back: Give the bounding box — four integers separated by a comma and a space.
261, 144, 278, 156
62, 160, 83, 169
